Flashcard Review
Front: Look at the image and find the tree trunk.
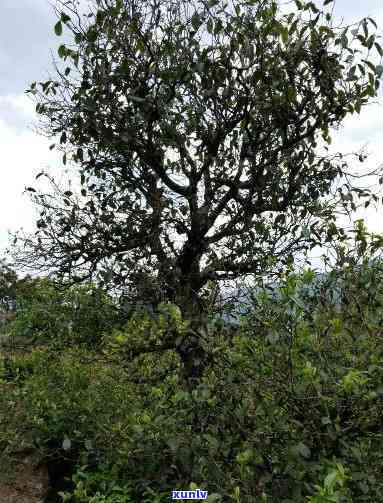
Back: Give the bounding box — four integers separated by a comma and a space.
175, 284, 208, 390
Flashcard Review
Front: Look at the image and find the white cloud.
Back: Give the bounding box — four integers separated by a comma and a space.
0, 94, 60, 254
329, 99, 383, 235
0, 93, 35, 116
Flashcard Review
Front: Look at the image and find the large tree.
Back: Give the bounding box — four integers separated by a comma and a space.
13, 0, 382, 385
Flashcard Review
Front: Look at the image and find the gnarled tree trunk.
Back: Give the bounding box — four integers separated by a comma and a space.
174, 280, 209, 391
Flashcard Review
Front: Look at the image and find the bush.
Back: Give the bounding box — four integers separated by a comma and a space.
1, 262, 383, 501
5, 278, 122, 348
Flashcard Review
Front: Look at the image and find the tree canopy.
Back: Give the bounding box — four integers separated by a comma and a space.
11, 0, 383, 383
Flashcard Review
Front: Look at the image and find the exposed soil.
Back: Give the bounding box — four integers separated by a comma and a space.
0, 450, 49, 503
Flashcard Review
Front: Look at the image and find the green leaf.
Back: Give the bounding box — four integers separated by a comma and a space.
308, 2, 319, 13
207, 494, 222, 502
173, 390, 190, 402
58, 45, 66, 58
375, 42, 383, 57
287, 87, 296, 103
54, 21, 63, 36
324, 470, 338, 490
297, 442, 311, 459
136, 39, 145, 53
87, 27, 98, 43
62, 438, 71, 451
289, 19, 299, 35
275, 214, 286, 226
366, 35, 375, 50
191, 13, 200, 31
72, 53, 79, 67
368, 17, 378, 29
60, 13, 71, 23
319, 26, 334, 37
281, 27, 289, 44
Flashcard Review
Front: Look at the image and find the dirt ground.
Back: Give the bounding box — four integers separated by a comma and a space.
0, 450, 49, 503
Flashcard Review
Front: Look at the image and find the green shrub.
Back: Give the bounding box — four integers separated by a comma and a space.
1, 262, 383, 501
6, 278, 122, 347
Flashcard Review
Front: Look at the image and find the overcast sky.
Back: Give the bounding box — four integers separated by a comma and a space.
1, 0, 383, 267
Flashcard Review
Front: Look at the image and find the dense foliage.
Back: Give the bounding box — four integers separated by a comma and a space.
0, 273, 125, 347
2, 0, 383, 500
14, 0, 383, 386
1, 256, 383, 501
